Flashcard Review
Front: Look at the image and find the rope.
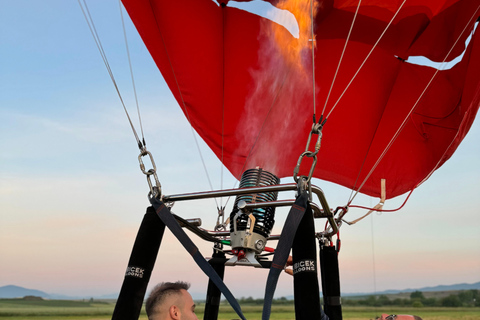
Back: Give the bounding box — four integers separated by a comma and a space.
344, 179, 385, 225
348, 189, 413, 213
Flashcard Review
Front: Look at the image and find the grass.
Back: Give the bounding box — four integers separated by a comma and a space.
0, 299, 113, 318
1, 299, 479, 319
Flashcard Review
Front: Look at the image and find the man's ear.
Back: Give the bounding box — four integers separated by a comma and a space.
169, 305, 180, 320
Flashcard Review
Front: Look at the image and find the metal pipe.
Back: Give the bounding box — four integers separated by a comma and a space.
165, 182, 339, 237
163, 183, 299, 202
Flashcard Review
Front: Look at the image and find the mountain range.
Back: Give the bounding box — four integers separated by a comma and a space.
342, 281, 480, 297
1, 282, 479, 300
0, 285, 117, 300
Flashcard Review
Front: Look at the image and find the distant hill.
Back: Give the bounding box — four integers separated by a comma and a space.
1, 282, 478, 300
0, 285, 50, 299
343, 281, 480, 297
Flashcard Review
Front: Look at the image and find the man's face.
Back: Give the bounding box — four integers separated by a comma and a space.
179, 289, 198, 320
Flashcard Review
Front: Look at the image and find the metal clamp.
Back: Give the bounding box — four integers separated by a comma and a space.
293, 122, 323, 183
138, 150, 162, 199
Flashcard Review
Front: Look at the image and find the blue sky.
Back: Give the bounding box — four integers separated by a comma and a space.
1, 1, 479, 299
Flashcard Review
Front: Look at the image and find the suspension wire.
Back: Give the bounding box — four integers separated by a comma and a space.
220, 4, 226, 213
347, 143, 372, 204
321, 0, 362, 117
221, 107, 225, 211
118, 0, 145, 147
78, 0, 143, 150
193, 130, 220, 208
146, 0, 219, 208
308, 2, 404, 200
345, 0, 441, 204
370, 211, 378, 317
348, 7, 480, 205
349, 102, 476, 213
325, 0, 407, 120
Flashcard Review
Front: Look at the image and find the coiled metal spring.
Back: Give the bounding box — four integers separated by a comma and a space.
230, 168, 280, 238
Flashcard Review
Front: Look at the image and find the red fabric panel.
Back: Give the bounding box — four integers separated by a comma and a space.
122, 0, 480, 198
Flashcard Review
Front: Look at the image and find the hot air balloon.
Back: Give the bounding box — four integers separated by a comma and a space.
120, 0, 480, 198
98, 0, 480, 319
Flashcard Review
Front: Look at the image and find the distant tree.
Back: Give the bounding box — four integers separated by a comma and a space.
410, 291, 425, 300
412, 300, 424, 308
458, 290, 473, 306
392, 298, 406, 306
473, 289, 479, 298
342, 299, 359, 306
422, 297, 437, 307
273, 297, 291, 305
474, 289, 480, 307
239, 296, 264, 305
361, 295, 377, 306
458, 289, 480, 307
377, 295, 391, 306
441, 294, 462, 307
22, 296, 43, 301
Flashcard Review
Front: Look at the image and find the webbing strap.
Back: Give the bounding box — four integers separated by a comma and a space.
150, 199, 246, 320
320, 245, 342, 320
292, 205, 328, 320
112, 208, 165, 320
262, 191, 309, 320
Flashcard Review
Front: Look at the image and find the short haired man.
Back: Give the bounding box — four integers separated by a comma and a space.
146, 281, 198, 320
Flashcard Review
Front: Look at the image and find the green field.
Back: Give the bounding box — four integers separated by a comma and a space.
1, 299, 479, 320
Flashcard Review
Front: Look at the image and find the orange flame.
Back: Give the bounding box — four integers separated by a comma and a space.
237, 0, 319, 176
271, 0, 318, 73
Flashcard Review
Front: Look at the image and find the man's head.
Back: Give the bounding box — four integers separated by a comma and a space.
146, 281, 198, 320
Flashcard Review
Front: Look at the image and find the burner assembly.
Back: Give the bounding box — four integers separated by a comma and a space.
227, 168, 280, 267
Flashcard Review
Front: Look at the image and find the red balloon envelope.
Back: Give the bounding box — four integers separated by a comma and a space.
121, 0, 480, 199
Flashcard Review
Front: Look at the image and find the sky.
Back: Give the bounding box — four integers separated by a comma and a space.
1, 0, 479, 300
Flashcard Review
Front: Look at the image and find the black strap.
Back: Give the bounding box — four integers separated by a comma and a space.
320, 245, 343, 320
292, 204, 329, 320
112, 207, 165, 320
150, 199, 246, 320
262, 191, 309, 320
204, 249, 227, 320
